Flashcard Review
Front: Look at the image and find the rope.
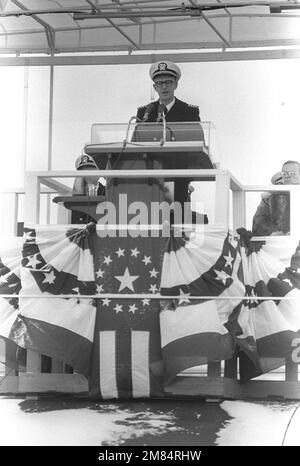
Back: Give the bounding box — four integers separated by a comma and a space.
0, 293, 299, 300
281, 404, 300, 446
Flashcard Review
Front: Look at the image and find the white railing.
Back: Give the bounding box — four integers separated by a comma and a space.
23, 168, 244, 228
0, 184, 73, 237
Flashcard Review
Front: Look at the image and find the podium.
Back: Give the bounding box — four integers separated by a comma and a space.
54, 121, 215, 224
85, 142, 213, 208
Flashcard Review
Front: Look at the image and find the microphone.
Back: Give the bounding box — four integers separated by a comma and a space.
143, 102, 155, 122
157, 104, 167, 146
124, 115, 139, 146
156, 103, 166, 123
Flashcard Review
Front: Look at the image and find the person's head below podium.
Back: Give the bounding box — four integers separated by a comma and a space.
73, 154, 101, 196
149, 61, 181, 106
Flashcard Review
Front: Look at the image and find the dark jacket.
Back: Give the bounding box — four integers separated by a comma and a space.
252, 192, 290, 236
136, 98, 200, 122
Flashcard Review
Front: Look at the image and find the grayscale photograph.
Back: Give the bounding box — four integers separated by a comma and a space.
0, 0, 300, 450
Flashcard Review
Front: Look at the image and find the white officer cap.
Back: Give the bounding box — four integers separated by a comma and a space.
271, 171, 283, 185
149, 61, 181, 81
75, 154, 98, 170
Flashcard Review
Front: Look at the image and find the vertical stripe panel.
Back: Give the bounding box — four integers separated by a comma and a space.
99, 331, 118, 399
131, 331, 150, 398
115, 331, 133, 398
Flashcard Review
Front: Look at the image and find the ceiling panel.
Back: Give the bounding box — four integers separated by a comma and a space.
0, 1, 299, 59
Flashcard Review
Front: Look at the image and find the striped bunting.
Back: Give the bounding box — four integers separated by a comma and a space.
237, 233, 300, 382
99, 330, 151, 399
160, 226, 245, 384
88, 234, 164, 399
13, 225, 97, 376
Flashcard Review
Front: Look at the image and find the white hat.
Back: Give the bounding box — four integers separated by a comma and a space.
149, 61, 181, 81
271, 171, 283, 185
75, 154, 98, 170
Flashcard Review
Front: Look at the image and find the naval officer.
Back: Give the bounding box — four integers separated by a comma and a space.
136, 60, 202, 209
137, 61, 200, 123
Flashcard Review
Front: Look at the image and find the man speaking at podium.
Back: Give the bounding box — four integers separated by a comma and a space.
136, 61, 202, 209
137, 61, 200, 123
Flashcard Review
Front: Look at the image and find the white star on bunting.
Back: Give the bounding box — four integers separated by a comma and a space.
23, 231, 34, 242
128, 304, 138, 314
149, 283, 158, 294
223, 250, 234, 269
141, 298, 150, 306
97, 284, 104, 293
130, 248, 140, 258
103, 255, 112, 266
114, 304, 123, 313
96, 268, 104, 278
149, 268, 159, 278
142, 255, 151, 265
26, 254, 41, 268
214, 269, 231, 285
115, 267, 139, 292
102, 298, 111, 307
42, 270, 56, 285
115, 248, 125, 258
178, 289, 191, 305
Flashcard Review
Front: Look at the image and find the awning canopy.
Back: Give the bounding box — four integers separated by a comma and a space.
0, 0, 300, 64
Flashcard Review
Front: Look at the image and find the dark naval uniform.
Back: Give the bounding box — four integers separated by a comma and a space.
252, 193, 290, 236
136, 98, 200, 123
136, 98, 201, 209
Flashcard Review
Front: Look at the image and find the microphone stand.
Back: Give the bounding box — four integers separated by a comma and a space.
160, 111, 167, 146
111, 116, 139, 182
124, 115, 139, 147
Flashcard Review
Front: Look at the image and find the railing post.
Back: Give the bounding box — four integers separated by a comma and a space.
224, 356, 238, 379
290, 187, 300, 237
232, 190, 246, 230
13, 193, 19, 237
207, 361, 221, 377
285, 360, 298, 382
215, 172, 230, 225
24, 172, 40, 224
5, 340, 18, 376
24, 172, 41, 376
26, 351, 41, 373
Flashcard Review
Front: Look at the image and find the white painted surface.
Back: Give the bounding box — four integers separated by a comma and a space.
217, 400, 300, 446
0, 397, 300, 446
0, 398, 177, 446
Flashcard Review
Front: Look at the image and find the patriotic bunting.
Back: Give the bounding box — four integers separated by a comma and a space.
88, 233, 165, 399
236, 230, 300, 382
11, 226, 97, 376
0, 224, 299, 398
160, 226, 245, 384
